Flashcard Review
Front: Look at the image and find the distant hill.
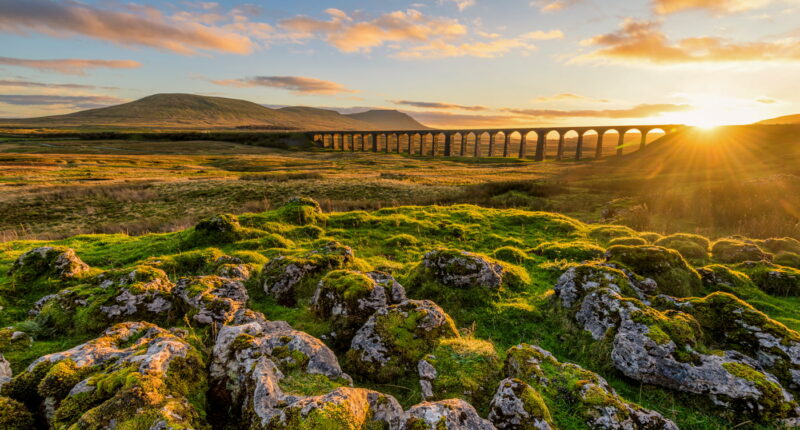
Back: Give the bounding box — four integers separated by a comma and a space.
0, 93, 429, 131
345, 109, 430, 130
758, 114, 800, 125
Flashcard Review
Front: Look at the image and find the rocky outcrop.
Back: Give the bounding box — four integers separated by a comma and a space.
504, 344, 677, 430
174, 275, 249, 325
403, 399, 495, 430
488, 378, 553, 430
9, 246, 89, 281
0, 322, 206, 429
347, 299, 459, 382
262, 241, 357, 306
555, 264, 800, 424
95, 266, 174, 319
605, 245, 702, 297
311, 270, 406, 348
267, 387, 405, 429
210, 309, 352, 426
0, 353, 10, 389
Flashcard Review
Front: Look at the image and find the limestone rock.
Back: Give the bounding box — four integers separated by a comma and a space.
403, 398, 495, 430
311, 270, 406, 348
267, 387, 405, 429
174, 275, 249, 325
1, 322, 206, 429
605, 245, 702, 297
347, 299, 459, 382
488, 378, 553, 430
504, 344, 678, 430
421, 249, 507, 289
210, 309, 352, 426
96, 266, 174, 319
9, 246, 89, 281
0, 353, 10, 389
262, 241, 356, 306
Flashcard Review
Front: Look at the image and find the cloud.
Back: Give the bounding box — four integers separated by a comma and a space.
393, 38, 536, 59
0, 79, 119, 90
757, 97, 777, 103
0, 57, 141, 75
578, 18, 800, 64
534, 93, 610, 103
520, 30, 564, 40
653, 0, 773, 14
440, 0, 477, 11
532, 0, 582, 12
503, 103, 692, 118
212, 76, 356, 95
280, 8, 467, 53
0, 94, 126, 109
391, 100, 489, 111
0, 0, 254, 55
408, 111, 526, 127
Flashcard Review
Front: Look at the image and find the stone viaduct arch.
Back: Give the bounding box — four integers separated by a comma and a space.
311, 124, 684, 161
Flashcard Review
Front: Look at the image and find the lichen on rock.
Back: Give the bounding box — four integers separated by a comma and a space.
605, 245, 703, 297
403, 398, 495, 430
347, 299, 459, 382
9, 246, 89, 282
488, 378, 553, 430
174, 275, 249, 325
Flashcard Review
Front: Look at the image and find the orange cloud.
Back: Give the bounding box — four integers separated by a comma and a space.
0, 0, 254, 55
212, 76, 357, 95
653, 0, 772, 14
0, 94, 126, 109
0, 79, 119, 90
0, 57, 141, 75
521, 30, 565, 40
391, 100, 489, 111
534, 93, 610, 103
281, 9, 467, 53
578, 18, 800, 64
533, 0, 582, 12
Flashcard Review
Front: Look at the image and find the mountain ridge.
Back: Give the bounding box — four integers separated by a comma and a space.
0, 93, 430, 131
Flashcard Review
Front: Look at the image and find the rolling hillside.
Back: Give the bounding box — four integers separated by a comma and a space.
758, 113, 800, 125
0, 93, 429, 131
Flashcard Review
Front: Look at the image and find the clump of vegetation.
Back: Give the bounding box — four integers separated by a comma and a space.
492, 246, 529, 264
384, 234, 419, 249
274, 197, 326, 225
655, 233, 711, 265
188, 213, 266, 246
587, 225, 638, 245
605, 245, 703, 297
0, 397, 34, 430
773, 251, 800, 269
711, 238, 770, 264
734, 261, 800, 296
531, 241, 605, 262
696, 264, 757, 295
608, 236, 647, 246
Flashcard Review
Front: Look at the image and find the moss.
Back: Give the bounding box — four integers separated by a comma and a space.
735, 261, 800, 297
38, 359, 92, 400
759, 237, 800, 255
424, 338, 502, 413
630, 308, 702, 355
384, 234, 419, 248
608, 236, 647, 246
511, 379, 554, 429
606, 245, 703, 297
492, 246, 529, 264
696, 264, 756, 295
773, 251, 800, 269
711, 238, 770, 264
638, 232, 664, 244
587, 225, 638, 245
275, 197, 326, 225
146, 247, 225, 276
532, 241, 605, 262
238, 233, 295, 250
655, 233, 710, 265
721, 362, 795, 423
278, 371, 347, 396
189, 213, 266, 245
287, 225, 326, 240
0, 397, 35, 430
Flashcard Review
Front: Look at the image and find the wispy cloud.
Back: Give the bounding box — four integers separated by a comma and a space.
0, 57, 141, 75
0, 0, 254, 55
503, 103, 692, 118
520, 30, 565, 40
0, 79, 119, 90
440, 0, 477, 11
0, 94, 126, 109
391, 100, 489, 111
531, 0, 582, 12
533, 93, 610, 103
653, 0, 773, 15
212, 76, 357, 95
577, 18, 800, 65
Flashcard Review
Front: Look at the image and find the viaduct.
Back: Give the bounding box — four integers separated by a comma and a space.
309, 124, 686, 161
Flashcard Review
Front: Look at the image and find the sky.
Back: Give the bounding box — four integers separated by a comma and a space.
0, 0, 799, 128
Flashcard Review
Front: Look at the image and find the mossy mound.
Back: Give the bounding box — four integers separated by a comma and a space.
734, 261, 800, 296
0, 397, 34, 430
1, 322, 207, 429
274, 197, 326, 225
711, 238, 771, 264
9, 246, 90, 283
419, 338, 502, 413
384, 234, 419, 248
605, 245, 703, 297
608, 236, 648, 246
492, 246, 529, 264
347, 300, 459, 382
488, 378, 554, 430
774, 251, 800, 269
587, 225, 638, 245
638, 232, 664, 244
655, 233, 711, 264
758, 237, 800, 255
697, 264, 757, 295
532, 241, 605, 262
189, 213, 266, 245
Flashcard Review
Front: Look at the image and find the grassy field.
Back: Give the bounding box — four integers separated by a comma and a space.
3, 124, 800, 243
